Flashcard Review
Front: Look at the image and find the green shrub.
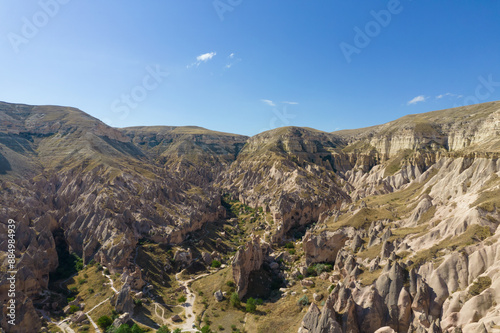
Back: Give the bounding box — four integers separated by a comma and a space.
201, 325, 213, 333
245, 297, 257, 313
96, 315, 113, 330
75, 260, 84, 271
178, 295, 187, 303
469, 276, 492, 296
226, 281, 235, 288
115, 324, 131, 333
230, 292, 240, 308
211, 260, 222, 268
104, 269, 111, 275
156, 326, 171, 333
69, 305, 79, 314
297, 295, 309, 307
131, 324, 144, 333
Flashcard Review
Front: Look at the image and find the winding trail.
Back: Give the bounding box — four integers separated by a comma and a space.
164, 272, 209, 332
102, 267, 118, 294
38, 249, 215, 333
38, 267, 119, 333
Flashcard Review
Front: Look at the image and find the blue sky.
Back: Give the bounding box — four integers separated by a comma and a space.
1, 1, 499, 136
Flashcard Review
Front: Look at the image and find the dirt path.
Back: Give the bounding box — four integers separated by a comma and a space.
153, 302, 167, 325
41, 258, 212, 332
102, 266, 118, 293
166, 272, 209, 332
58, 318, 76, 333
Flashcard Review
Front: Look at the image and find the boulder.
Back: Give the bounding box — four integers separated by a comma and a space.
301, 279, 315, 288
71, 311, 87, 323
202, 252, 212, 265
112, 312, 130, 327
174, 248, 193, 267
214, 290, 224, 302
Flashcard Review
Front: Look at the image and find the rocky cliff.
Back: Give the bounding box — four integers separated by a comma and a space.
0, 100, 499, 332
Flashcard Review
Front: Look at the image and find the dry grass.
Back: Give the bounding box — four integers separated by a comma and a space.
65, 265, 114, 311
331, 207, 394, 231
359, 268, 383, 287
409, 224, 491, 270
383, 149, 413, 177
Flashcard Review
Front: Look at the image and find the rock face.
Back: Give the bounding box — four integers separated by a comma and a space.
220, 127, 350, 243
303, 230, 348, 266
114, 284, 134, 314
1, 100, 500, 332
232, 236, 268, 298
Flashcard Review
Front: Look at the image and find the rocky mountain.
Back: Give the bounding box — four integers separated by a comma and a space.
0, 100, 499, 332
0, 102, 245, 332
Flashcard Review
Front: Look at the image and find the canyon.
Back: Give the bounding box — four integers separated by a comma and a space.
0, 100, 499, 332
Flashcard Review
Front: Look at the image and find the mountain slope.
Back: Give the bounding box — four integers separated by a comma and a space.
0, 100, 500, 332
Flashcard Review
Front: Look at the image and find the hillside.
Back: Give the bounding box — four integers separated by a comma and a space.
0, 100, 499, 332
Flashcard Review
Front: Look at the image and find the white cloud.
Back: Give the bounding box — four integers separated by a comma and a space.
282, 101, 299, 105
197, 52, 216, 62
229, 53, 235, 59
261, 99, 276, 107
436, 93, 463, 99
407, 95, 428, 105
187, 52, 217, 68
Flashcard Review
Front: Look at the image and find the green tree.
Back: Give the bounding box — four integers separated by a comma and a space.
131, 323, 144, 333
115, 324, 132, 333
211, 260, 222, 268
245, 297, 257, 313
230, 292, 240, 308
68, 305, 79, 314
201, 325, 213, 333
96, 315, 113, 331
156, 326, 171, 333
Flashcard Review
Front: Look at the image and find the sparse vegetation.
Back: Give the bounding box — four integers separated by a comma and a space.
297, 295, 309, 307
469, 276, 492, 297
409, 224, 491, 270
